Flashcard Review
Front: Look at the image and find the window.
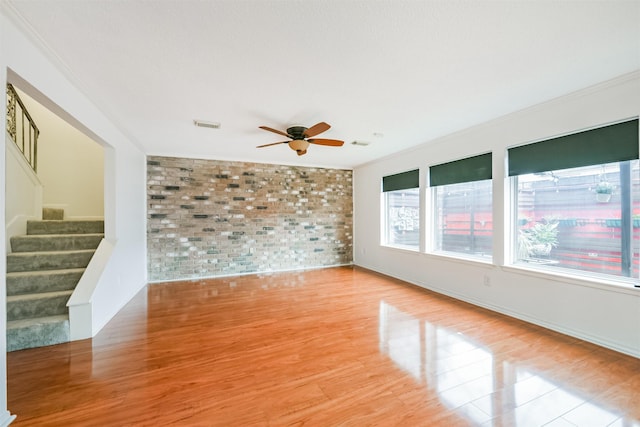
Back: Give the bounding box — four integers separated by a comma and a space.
509, 119, 639, 280
430, 153, 493, 258
382, 169, 420, 249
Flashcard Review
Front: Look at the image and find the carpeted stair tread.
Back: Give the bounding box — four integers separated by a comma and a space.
7, 315, 70, 351
6, 268, 85, 296
7, 314, 69, 329
42, 208, 64, 220
10, 233, 103, 252
27, 219, 104, 235
7, 289, 73, 303
7, 290, 73, 321
7, 249, 95, 273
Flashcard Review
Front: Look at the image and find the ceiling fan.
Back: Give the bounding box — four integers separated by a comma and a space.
257, 122, 344, 156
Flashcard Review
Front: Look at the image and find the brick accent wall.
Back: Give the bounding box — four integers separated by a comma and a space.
147, 156, 353, 281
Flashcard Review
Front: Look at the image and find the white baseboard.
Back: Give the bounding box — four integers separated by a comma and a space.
64, 216, 105, 221
0, 410, 16, 426
5, 214, 36, 253
42, 205, 104, 221
147, 262, 354, 284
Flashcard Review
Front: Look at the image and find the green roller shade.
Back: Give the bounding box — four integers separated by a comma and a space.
382, 169, 419, 192
508, 119, 639, 176
429, 152, 492, 187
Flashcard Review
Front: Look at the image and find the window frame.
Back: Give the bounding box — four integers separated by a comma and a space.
381, 169, 421, 251
429, 153, 493, 261
507, 119, 640, 284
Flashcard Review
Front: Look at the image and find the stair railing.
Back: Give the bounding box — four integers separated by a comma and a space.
6, 83, 39, 173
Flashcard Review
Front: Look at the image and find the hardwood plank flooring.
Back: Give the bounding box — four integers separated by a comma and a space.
7, 266, 640, 426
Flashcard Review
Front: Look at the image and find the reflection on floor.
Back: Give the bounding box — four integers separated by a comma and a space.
7, 266, 640, 426
380, 301, 639, 426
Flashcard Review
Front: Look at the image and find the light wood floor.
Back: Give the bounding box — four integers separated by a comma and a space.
7, 266, 640, 426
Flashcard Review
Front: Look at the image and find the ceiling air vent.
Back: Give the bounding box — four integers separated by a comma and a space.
193, 120, 221, 129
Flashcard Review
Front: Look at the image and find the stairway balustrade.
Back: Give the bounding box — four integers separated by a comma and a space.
6, 83, 39, 172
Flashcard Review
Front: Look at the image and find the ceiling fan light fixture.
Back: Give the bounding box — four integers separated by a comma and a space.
257, 122, 343, 157
289, 139, 309, 152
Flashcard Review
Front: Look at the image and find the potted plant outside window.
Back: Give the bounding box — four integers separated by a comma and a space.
518, 219, 559, 259
595, 181, 613, 203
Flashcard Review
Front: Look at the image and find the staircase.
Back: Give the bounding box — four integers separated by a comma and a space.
6, 209, 104, 351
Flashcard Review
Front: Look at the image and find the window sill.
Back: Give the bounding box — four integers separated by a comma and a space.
380, 246, 496, 266
380, 244, 421, 254
427, 250, 494, 268
502, 263, 640, 296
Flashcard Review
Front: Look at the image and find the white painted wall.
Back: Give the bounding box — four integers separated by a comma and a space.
4, 133, 42, 252
354, 72, 640, 358
1, 4, 147, 423
14, 88, 104, 219
0, 29, 16, 426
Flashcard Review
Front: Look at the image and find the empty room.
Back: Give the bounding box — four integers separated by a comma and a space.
1, 1, 639, 426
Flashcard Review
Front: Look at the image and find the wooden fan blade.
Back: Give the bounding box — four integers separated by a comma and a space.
303, 122, 330, 138
296, 149, 307, 156
257, 141, 289, 148
259, 126, 291, 138
308, 138, 344, 147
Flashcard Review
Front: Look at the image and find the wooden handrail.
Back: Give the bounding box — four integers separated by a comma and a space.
6, 83, 39, 172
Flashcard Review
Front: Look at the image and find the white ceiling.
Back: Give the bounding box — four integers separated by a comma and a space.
6, 0, 640, 169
